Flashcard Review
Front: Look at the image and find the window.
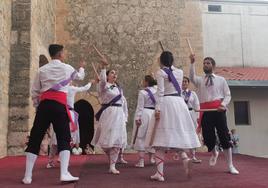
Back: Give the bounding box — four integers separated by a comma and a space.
208, 5, 222, 12
234, 101, 250, 125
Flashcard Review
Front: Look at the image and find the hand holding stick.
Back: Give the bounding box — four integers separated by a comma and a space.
159, 41, 164, 51
133, 120, 141, 145
186, 38, 194, 55
91, 62, 100, 80
92, 45, 108, 66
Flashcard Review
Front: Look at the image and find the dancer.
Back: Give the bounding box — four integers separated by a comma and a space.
189, 54, 239, 175
92, 56, 128, 175
147, 51, 201, 182
22, 44, 85, 184
132, 75, 157, 168
47, 80, 95, 168
181, 76, 202, 163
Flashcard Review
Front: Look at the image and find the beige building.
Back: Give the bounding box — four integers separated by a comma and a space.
202, 0, 268, 158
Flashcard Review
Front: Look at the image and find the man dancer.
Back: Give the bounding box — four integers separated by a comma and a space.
189, 54, 239, 175
22, 44, 86, 184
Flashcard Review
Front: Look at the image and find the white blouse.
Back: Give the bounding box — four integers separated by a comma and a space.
189, 64, 231, 106
134, 86, 157, 120
98, 69, 128, 121
155, 66, 183, 111
181, 89, 200, 110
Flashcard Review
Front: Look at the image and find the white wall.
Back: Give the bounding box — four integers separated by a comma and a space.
227, 88, 268, 158
202, 1, 268, 67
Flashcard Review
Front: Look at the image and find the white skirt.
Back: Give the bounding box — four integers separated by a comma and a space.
189, 110, 198, 129
131, 108, 155, 153
91, 106, 127, 149
145, 96, 201, 149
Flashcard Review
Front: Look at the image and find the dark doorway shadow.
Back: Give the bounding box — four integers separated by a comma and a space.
74, 99, 95, 154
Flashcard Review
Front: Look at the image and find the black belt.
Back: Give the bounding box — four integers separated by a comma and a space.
164, 93, 180, 97
144, 107, 155, 110
188, 108, 193, 111
102, 103, 122, 107
69, 107, 74, 110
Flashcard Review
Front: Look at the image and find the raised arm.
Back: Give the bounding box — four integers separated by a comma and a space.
73, 60, 86, 80
98, 55, 109, 93
72, 82, 92, 93
189, 54, 202, 87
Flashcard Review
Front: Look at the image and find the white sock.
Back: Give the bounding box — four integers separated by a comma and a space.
109, 148, 119, 170
224, 148, 234, 167
24, 152, 37, 179
138, 151, 145, 162
59, 150, 70, 175
48, 145, 57, 163
212, 147, 218, 156
191, 149, 196, 159
180, 151, 188, 160
155, 149, 165, 176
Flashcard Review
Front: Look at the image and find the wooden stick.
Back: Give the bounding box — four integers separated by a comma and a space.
93, 45, 104, 59
132, 126, 139, 145
186, 38, 194, 55
159, 41, 164, 51
195, 108, 218, 112
91, 62, 100, 79
149, 119, 158, 146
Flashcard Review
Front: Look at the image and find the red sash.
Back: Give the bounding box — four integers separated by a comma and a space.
40, 91, 77, 132
197, 100, 221, 130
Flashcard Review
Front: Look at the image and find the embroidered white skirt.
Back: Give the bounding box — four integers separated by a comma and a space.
145, 96, 201, 149
132, 108, 155, 152
92, 106, 127, 149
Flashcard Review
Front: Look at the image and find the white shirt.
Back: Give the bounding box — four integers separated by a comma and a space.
189, 64, 231, 107
134, 86, 157, 120
67, 83, 92, 108
156, 66, 183, 111
98, 69, 128, 121
31, 59, 85, 107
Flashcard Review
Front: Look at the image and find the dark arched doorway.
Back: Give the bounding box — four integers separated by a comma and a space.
74, 99, 95, 154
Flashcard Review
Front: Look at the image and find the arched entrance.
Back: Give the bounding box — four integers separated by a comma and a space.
74, 99, 95, 154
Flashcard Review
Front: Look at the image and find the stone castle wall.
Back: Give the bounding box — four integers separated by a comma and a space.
0, 0, 11, 158
55, 0, 204, 134
7, 0, 56, 156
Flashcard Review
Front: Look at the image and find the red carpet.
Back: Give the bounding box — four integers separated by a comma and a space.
0, 153, 267, 188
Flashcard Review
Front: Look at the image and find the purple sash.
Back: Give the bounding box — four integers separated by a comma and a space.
50, 71, 77, 91
162, 67, 181, 95
144, 88, 156, 105
95, 87, 122, 121
182, 90, 191, 104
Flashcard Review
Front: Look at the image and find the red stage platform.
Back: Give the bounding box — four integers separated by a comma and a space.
0, 153, 267, 188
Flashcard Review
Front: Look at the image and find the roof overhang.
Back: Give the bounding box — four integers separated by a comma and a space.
201, 0, 268, 4
227, 80, 268, 88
